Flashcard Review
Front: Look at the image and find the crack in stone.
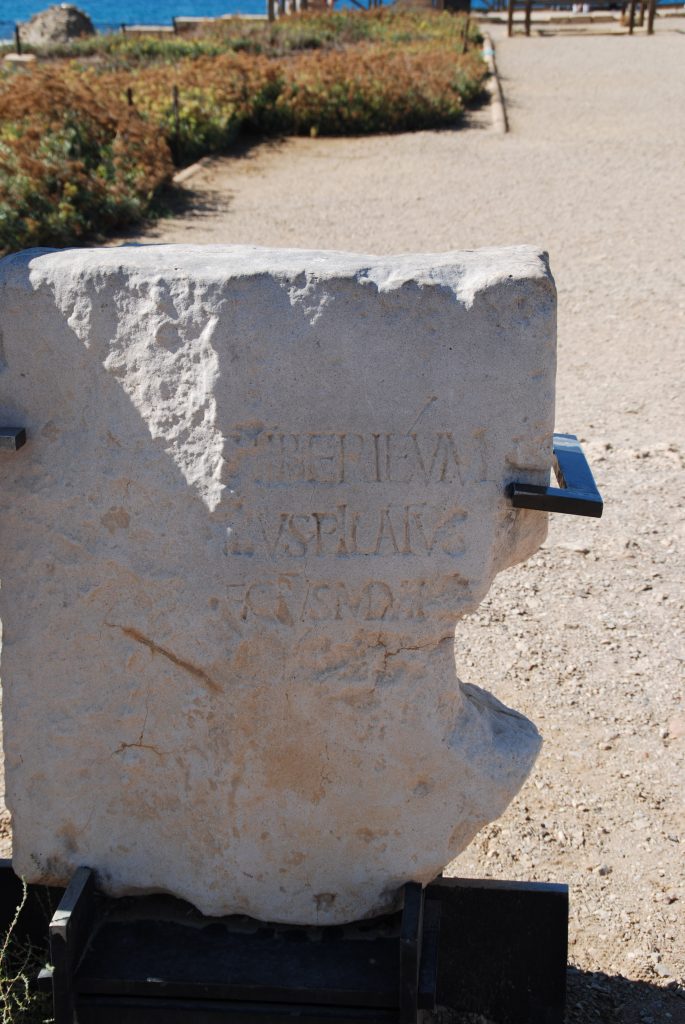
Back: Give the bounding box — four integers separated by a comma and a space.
107, 677, 168, 759
374, 633, 453, 674
108, 623, 221, 694
113, 740, 165, 758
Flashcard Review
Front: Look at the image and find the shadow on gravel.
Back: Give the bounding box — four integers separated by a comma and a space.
155, 182, 231, 221
120, 134, 288, 234
100, 181, 233, 244
438, 968, 684, 1022
566, 965, 684, 1023
462, 89, 493, 131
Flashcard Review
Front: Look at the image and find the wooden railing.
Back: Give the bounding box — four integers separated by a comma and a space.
507, 0, 658, 36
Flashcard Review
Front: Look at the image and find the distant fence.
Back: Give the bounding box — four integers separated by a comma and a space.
507, 0, 660, 35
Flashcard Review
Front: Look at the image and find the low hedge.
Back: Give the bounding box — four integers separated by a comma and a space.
0, 10, 486, 253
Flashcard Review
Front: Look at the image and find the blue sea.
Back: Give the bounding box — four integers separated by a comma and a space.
1, 0, 495, 42
0, 0, 445, 40
1, 0, 264, 38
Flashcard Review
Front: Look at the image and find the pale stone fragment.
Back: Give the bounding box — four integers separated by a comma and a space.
0, 244, 555, 924
19, 4, 95, 47
3, 54, 38, 64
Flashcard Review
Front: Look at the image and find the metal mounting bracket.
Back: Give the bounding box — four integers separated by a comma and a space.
509, 433, 603, 518
0, 427, 26, 451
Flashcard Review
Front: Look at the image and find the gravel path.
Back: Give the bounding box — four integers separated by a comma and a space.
4, 19, 684, 1023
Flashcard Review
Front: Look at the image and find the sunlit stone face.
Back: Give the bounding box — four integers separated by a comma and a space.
0, 244, 555, 924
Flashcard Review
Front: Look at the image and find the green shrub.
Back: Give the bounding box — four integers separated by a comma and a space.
0, 71, 172, 250
0, 881, 52, 1024
0, 10, 486, 254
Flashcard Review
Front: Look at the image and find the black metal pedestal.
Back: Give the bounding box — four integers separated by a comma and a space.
0, 861, 568, 1024
428, 877, 568, 1024
45, 869, 439, 1024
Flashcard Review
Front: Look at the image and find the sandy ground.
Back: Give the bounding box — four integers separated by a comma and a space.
2, 17, 684, 1024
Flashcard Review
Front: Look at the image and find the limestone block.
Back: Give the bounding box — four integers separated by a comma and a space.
0, 244, 556, 924
19, 4, 95, 47
3, 53, 38, 64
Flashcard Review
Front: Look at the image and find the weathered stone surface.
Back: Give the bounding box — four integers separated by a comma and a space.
0, 244, 555, 924
3, 53, 38, 64
19, 4, 95, 47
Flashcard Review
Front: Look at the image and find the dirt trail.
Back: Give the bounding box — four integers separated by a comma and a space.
2, 19, 684, 1023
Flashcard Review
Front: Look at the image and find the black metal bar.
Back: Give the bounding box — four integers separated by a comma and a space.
416, 899, 440, 1011
75, 996, 399, 1024
399, 882, 423, 1024
0, 427, 26, 450
75, 915, 401, 1008
37, 966, 54, 994
509, 432, 603, 518
49, 866, 96, 1024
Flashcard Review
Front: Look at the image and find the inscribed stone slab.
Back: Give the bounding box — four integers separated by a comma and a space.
0, 245, 555, 924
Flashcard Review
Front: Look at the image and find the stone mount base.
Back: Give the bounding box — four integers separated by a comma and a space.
0, 862, 567, 1024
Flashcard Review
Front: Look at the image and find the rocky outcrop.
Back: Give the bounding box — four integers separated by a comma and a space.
19, 4, 95, 47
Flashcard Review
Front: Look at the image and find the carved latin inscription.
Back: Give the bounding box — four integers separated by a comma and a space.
222, 574, 462, 629
225, 430, 468, 562
227, 504, 466, 559
224, 430, 465, 486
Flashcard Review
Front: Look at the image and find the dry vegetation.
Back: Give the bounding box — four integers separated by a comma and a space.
0, 10, 486, 254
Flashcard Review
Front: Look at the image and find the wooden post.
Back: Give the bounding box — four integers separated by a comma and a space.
637, 0, 645, 26
507, 0, 514, 37
627, 0, 636, 33
268, 0, 276, 20
647, 0, 656, 33
524, 0, 532, 36
173, 84, 180, 142
14, 24, 21, 55
462, 16, 469, 54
